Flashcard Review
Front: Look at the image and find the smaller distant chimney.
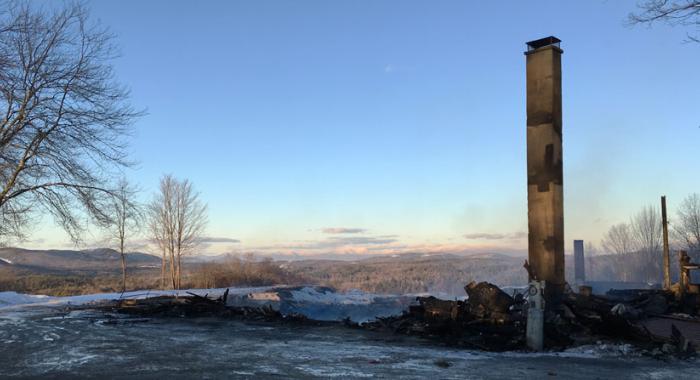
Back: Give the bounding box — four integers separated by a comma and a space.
574, 240, 585, 284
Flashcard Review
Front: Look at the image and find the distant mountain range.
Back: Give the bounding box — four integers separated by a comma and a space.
189, 250, 525, 263
0, 247, 160, 273
0, 247, 522, 270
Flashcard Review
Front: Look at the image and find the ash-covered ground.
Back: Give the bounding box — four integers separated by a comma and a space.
0, 288, 698, 379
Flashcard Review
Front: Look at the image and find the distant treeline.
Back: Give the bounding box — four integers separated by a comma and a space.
4, 248, 698, 297
285, 256, 526, 296
1, 254, 528, 297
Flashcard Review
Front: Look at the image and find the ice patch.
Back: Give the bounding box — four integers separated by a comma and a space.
289, 287, 375, 304
295, 364, 375, 378
501, 342, 641, 359
278, 286, 414, 323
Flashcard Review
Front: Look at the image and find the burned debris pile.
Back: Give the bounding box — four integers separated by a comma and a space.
361, 281, 524, 351
94, 280, 699, 355
364, 281, 699, 354
101, 289, 315, 325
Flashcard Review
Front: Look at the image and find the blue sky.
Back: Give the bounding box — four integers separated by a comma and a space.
29, 1, 700, 256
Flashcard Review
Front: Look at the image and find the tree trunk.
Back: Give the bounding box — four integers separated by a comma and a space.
120, 253, 127, 293
176, 252, 182, 290
169, 250, 177, 290
160, 248, 167, 290
120, 239, 127, 293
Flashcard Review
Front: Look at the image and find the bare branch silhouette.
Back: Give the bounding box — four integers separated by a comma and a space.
0, 2, 142, 243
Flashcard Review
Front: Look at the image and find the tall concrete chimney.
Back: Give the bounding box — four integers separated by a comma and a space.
574, 240, 585, 285
525, 36, 564, 306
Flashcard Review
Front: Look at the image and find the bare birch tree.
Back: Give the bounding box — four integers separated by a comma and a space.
106, 178, 141, 293
148, 175, 207, 289
147, 184, 170, 289
0, 2, 141, 243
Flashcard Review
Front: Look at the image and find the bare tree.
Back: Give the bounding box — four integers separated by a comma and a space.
601, 223, 634, 255
673, 193, 700, 253
629, 205, 663, 282
600, 223, 636, 281
0, 2, 141, 243
147, 185, 170, 289
600, 206, 669, 282
629, 0, 700, 42
630, 205, 663, 255
105, 178, 141, 293
148, 175, 207, 290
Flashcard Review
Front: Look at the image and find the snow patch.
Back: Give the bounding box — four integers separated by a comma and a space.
247, 292, 281, 301
288, 287, 375, 305
0, 291, 51, 307
1, 286, 415, 323
0, 257, 12, 264
0, 287, 271, 310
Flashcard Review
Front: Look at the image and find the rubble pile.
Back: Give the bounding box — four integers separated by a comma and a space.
96, 281, 699, 355
362, 281, 524, 350
105, 290, 316, 325
365, 282, 699, 354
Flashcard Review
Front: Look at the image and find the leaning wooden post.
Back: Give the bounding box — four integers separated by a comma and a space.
661, 196, 671, 290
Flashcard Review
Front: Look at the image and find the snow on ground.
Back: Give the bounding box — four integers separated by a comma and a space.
0, 257, 12, 264
0, 287, 267, 309
0, 291, 51, 307
0, 286, 416, 323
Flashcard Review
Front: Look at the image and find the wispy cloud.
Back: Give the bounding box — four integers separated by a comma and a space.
322, 228, 366, 234
328, 236, 397, 245
463, 232, 527, 240
196, 236, 241, 244
275, 236, 398, 250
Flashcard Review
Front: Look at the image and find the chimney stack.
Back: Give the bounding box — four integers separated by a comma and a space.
574, 240, 585, 285
525, 36, 564, 306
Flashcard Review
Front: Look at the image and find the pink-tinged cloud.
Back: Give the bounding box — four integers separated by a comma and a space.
322, 228, 367, 234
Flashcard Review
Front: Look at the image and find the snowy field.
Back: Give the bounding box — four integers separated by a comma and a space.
1, 287, 698, 379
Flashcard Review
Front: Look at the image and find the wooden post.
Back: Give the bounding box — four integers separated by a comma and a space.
661, 196, 671, 290
526, 280, 545, 351
678, 250, 687, 300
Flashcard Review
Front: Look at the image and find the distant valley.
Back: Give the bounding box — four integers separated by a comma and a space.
0, 247, 531, 296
